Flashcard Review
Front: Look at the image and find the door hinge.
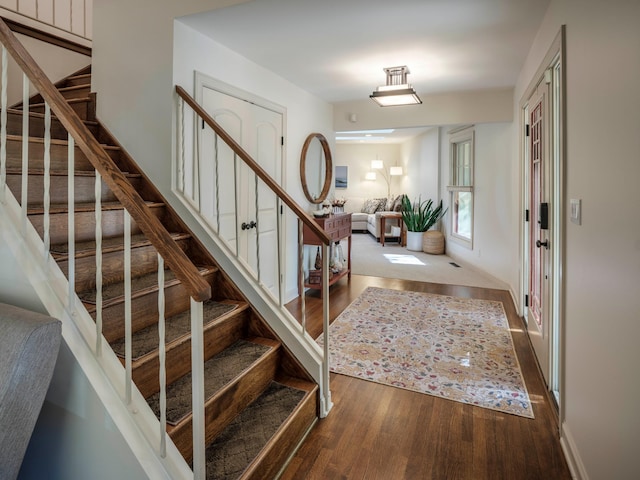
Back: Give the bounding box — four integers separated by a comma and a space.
525, 209, 529, 222
525, 124, 530, 137
525, 294, 529, 307
281, 136, 284, 146
280, 205, 284, 214
201, 119, 205, 129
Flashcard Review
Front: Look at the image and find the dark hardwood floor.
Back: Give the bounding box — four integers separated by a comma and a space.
282, 275, 571, 480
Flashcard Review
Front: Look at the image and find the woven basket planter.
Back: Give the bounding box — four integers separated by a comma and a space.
423, 230, 445, 254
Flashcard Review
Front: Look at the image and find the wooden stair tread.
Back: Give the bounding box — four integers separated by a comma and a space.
55, 84, 90, 93
49, 232, 190, 260
28, 97, 91, 108
5, 167, 139, 178
5, 108, 98, 127
79, 264, 217, 307
146, 337, 276, 426
27, 200, 163, 214
6, 133, 118, 150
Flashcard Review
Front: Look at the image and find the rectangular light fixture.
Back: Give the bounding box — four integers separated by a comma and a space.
370, 66, 422, 107
389, 166, 403, 176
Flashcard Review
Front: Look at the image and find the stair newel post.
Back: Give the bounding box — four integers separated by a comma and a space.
321, 241, 332, 417
20, 72, 29, 234
0, 46, 7, 202
124, 210, 133, 404
43, 103, 51, 259
67, 135, 75, 312
95, 170, 103, 356
190, 298, 206, 480
298, 218, 306, 332
157, 254, 168, 458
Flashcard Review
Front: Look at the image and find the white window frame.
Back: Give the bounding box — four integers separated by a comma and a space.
447, 126, 475, 248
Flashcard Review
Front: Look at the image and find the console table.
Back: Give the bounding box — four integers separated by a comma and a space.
300, 213, 352, 294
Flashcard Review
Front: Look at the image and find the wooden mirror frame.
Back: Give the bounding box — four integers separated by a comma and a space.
300, 133, 333, 204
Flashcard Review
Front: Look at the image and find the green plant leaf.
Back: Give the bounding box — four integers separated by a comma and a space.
401, 195, 448, 232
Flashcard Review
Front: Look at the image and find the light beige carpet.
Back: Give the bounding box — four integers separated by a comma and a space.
345, 233, 508, 290
318, 286, 534, 418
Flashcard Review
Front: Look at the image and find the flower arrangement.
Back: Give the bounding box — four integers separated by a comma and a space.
331, 197, 347, 207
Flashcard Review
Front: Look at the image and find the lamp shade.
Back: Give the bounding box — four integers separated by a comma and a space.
371, 160, 384, 169
389, 166, 403, 176
365, 172, 377, 180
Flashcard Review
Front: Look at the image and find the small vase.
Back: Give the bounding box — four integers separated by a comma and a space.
314, 247, 322, 269
406, 231, 424, 251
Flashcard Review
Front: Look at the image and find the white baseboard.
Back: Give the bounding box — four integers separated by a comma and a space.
561, 422, 589, 480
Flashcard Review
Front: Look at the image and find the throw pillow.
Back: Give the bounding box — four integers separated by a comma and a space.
391, 194, 404, 212
361, 198, 381, 214
374, 197, 387, 211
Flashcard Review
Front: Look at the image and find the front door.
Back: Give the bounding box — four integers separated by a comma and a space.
199, 84, 283, 298
526, 81, 551, 384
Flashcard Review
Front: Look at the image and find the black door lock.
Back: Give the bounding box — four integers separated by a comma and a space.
536, 239, 549, 249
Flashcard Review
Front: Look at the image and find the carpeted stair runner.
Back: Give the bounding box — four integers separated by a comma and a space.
146, 339, 271, 425
77, 265, 212, 304
204, 381, 306, 480
109, 300, 238, 360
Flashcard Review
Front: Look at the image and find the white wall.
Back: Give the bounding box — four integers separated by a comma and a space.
515, 1, 640, 478
440, 123, 518, 291
400, 127, 439, 203
333, 143, 402, 203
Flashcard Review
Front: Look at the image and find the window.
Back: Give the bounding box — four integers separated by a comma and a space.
448, 127, 474, 247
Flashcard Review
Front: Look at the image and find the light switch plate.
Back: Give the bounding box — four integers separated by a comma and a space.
570, 199, 581, 225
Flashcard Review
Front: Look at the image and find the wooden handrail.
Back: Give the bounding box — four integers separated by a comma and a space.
175, 85, 332, 246
0, 19, 211, 302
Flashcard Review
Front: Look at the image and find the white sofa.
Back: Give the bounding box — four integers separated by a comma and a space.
344, 196, 404, 241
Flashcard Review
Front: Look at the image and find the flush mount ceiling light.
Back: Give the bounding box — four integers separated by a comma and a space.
370, 66, 422, 107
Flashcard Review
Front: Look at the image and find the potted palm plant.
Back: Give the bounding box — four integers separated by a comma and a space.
401, 195, 447, 251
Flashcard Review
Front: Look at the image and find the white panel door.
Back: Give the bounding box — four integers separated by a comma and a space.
200, 85, 283, 297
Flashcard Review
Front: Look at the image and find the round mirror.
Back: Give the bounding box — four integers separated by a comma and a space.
300, 133, 332, 204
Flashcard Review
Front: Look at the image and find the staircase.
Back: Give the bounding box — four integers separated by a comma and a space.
3, 64, 318, 479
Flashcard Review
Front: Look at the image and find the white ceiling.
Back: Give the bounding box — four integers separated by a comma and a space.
180, 0, 549, 143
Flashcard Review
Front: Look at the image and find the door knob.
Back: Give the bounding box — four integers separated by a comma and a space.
536, 239, 549, 249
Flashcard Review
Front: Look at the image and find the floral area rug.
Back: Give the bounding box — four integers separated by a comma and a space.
317, 287, 534, 418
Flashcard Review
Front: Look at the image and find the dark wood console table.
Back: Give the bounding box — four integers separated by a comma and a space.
300, 213, 352, 294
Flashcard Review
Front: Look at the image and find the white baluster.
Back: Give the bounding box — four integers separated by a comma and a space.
0, 46, 7, 202
124, 210, 132, 404
177, 96, 184, 194
95, 170, 103, 356
21, 73, 29, 234
67, 135, 75, 312
298, 219, 306, 333
191, 298, 205, 480
321, 242, 332, 417
157, 254, 167, 457
43, 103, 51, 258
